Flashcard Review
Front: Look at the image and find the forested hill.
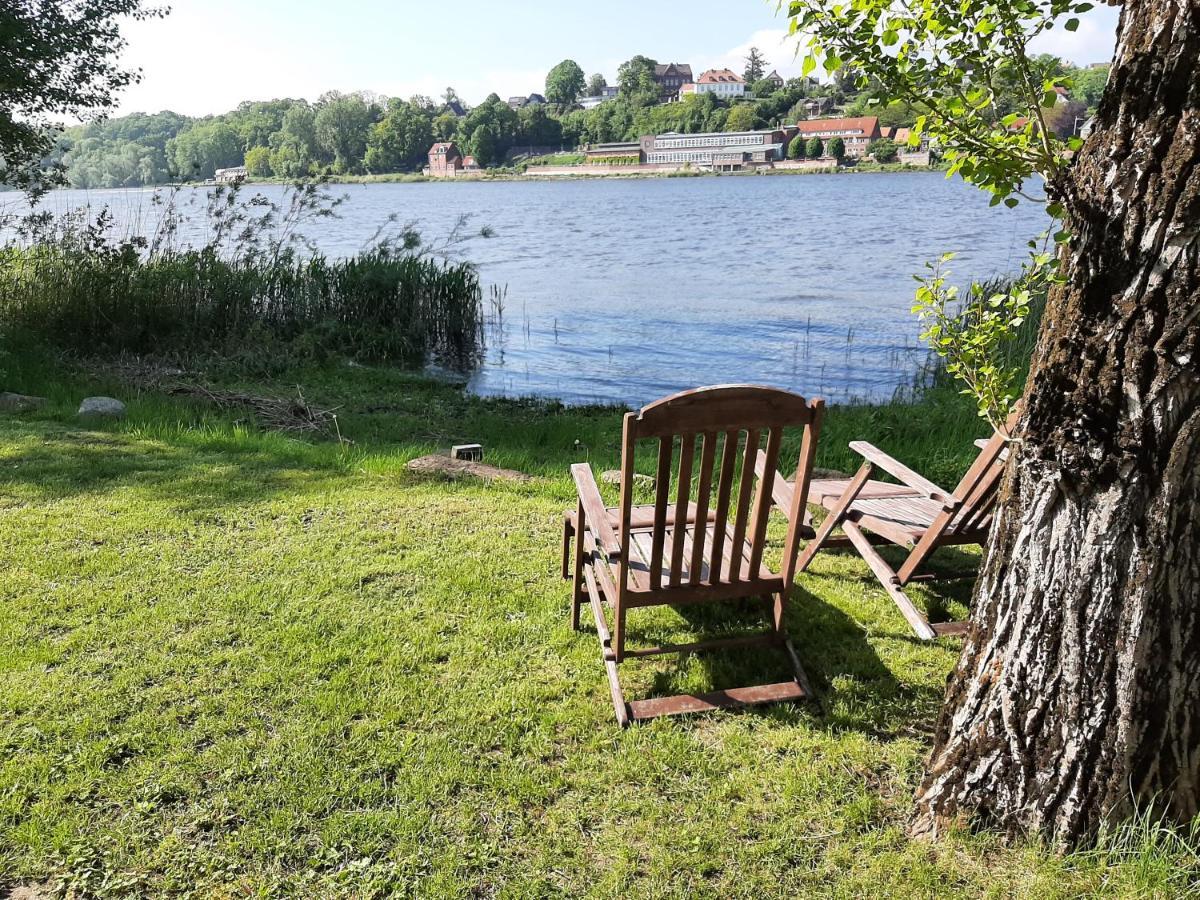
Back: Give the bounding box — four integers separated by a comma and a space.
44, 54, 1109, 188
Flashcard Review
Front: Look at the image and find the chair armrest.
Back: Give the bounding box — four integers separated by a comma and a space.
570, 463, 621, 559
848, 441, 959, 510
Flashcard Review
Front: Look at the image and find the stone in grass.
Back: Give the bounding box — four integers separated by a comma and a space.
78, 397, 127, 421
0, 392, 47, 413
600, 470, 656, 488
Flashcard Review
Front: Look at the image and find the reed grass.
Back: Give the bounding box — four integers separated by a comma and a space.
0, 243, 484, 369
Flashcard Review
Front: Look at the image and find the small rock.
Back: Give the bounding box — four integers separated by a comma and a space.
600, 470, 655, 488
0, 392, 47, 413
78, 397, 126, 420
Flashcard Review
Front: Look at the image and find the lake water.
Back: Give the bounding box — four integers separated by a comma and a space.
4, 174, 1047, 407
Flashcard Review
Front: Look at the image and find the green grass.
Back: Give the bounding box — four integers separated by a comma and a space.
1, 351, 1196, 897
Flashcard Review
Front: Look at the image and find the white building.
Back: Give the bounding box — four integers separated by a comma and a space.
578, 86, 619, 109
679, 68, 746, 100
214, 166, 247, 184
640, 128, 794, 169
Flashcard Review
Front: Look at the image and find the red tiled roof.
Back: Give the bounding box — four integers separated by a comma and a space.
698, 68, 744, 84
795, 116, 880, 137
430, 142, 457, 153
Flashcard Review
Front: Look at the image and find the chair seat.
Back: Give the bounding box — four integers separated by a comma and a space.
569, 510, 776, 594
808, 478, 991, 541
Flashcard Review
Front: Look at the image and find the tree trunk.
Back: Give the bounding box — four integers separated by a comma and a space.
912, 0, 1200, 845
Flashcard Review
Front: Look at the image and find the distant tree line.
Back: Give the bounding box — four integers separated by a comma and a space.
47, 52, 1108, 188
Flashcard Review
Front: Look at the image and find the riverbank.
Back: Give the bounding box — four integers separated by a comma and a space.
222, 158, 945, 187
1, 347, 1194, 897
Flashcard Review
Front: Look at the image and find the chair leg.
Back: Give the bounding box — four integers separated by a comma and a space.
841, 521, 937, 641
612, 600, 627, 663
561, 514, 573, 580
570, 504, 587, 631
796, 462, 872, 574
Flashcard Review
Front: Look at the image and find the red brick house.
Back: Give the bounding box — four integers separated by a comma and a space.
795, 116, 882, 158
427, 142, 464, 177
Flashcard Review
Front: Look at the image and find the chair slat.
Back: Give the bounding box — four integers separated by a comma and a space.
649, 436, 673, 590
748, 426, 783, 576
729, 428, 761, 582
708, 430, 740, 584
669, 434, 695, 587
689, 432, 717, 586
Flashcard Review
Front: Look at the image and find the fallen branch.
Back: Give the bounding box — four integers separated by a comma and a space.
166, 384, 345, 440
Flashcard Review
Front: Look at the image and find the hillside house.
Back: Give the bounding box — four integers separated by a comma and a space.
654, 63, 693, 100
764, 70, 785, 90
680, 69, 746, 100
507, 93, 547, 110
579, 85, 619, 110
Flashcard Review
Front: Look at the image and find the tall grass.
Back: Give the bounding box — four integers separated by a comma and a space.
0, 184, 486, 369
0, 244, 483, 367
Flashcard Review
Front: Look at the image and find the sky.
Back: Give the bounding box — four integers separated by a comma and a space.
110, 0, 1122, 118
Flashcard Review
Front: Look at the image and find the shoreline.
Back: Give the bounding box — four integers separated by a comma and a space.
226, 161, 948, 188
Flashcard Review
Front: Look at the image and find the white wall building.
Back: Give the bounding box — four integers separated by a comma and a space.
680, 68, 746, 100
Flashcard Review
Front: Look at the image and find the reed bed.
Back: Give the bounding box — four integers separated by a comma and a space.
0, 243, 484, 368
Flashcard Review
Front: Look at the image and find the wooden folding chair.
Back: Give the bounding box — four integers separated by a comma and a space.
759, 415, 1015, 640
561, 385, 824, 726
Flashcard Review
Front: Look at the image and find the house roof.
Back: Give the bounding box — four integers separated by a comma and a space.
796, 116, 880, 137
893, 127, 912, 144
766, 70, 784, 82
655, 63, 693, 79
698, 68, 744, 84
429, 142, 458, 154
445, 100, 467, 117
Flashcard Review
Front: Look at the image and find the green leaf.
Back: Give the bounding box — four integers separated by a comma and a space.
1065, 17, 1079, 31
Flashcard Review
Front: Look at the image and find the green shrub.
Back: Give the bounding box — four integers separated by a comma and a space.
870, 137, 899, 163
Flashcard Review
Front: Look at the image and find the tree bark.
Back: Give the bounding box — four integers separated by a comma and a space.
912, 0, 1200, 845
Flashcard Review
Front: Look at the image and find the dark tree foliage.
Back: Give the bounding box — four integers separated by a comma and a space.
0, 0, 164, 194
743, 47, 768, 84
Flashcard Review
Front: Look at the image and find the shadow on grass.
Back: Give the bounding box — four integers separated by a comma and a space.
0, 420, 346, 516
615, 581, 949, 738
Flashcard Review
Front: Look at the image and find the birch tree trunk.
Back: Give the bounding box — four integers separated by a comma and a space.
911, 0, 1200, 845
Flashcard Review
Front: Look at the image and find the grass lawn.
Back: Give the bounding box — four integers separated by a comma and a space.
0, 355, 1195, 897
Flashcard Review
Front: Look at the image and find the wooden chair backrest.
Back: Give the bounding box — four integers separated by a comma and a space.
617, 386, 824, 596
945, 409, 1020, 536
